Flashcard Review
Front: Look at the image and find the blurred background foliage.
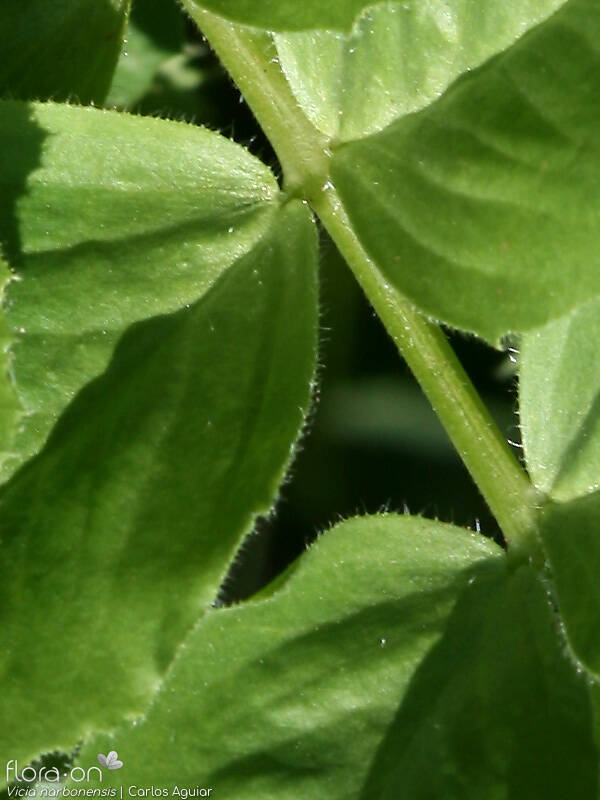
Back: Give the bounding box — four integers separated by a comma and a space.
110, 0, 520, 602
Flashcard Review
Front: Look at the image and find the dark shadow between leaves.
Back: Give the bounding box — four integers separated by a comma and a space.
129, 0, 183, 53
0, 0, 126, 104
0, 102, 46, 268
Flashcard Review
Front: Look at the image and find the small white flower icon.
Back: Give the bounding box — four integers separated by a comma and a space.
97, 751, 123, 770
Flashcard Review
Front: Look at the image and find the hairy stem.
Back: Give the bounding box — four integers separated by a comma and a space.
190, 6, 540, 555
312, 189, 540, 553
190, 8, 330, 198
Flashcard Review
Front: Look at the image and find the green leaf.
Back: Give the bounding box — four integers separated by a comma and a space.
275, 0, 564, 142
106, 0, 185, 109
72, 515, 595, 796
360, 563, 597, 799
331, 0, 600, 343
0, 200, 318, 773
520, 298, 600, 502
72, 515, 501, 793
0, 100, 278, 480
0, 0, 130, 104
185, 0, 387, 33
539, 492, 600, 677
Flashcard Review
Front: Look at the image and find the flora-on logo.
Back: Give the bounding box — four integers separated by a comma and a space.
97, 752, 123, 770
6, 761, 102, 786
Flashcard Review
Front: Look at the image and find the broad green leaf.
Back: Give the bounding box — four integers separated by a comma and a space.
275, 0, 564, 142
0, 1, 130, 104
331, 0, 600, 343
0, 100, 277, 481
73, 514, 502, 794
539, 492, 600, 677
0, 200, 318, 773
73, 515, 596, 797
359, 563, 597, 799
186, 0, 388, 32
520, 298, 600, 502
106, 0, 184, 109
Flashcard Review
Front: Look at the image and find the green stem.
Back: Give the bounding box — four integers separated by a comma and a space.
313, 189, 539, 553
190, 6, 540, 554
191, 8, 330, 198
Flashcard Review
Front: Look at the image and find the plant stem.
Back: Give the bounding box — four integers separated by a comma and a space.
191, 7, 540, 555
313, 189, 540, 553
190, 8, 330, 198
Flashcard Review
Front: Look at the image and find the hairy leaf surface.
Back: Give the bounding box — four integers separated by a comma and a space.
332, 0, 600, 342
73, 514, 595, 796
275, 0, 563, 141
73, 515, 501, 793
0, 201, 318, 774
0, 101, 278, 480
0, 0, 130, 104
